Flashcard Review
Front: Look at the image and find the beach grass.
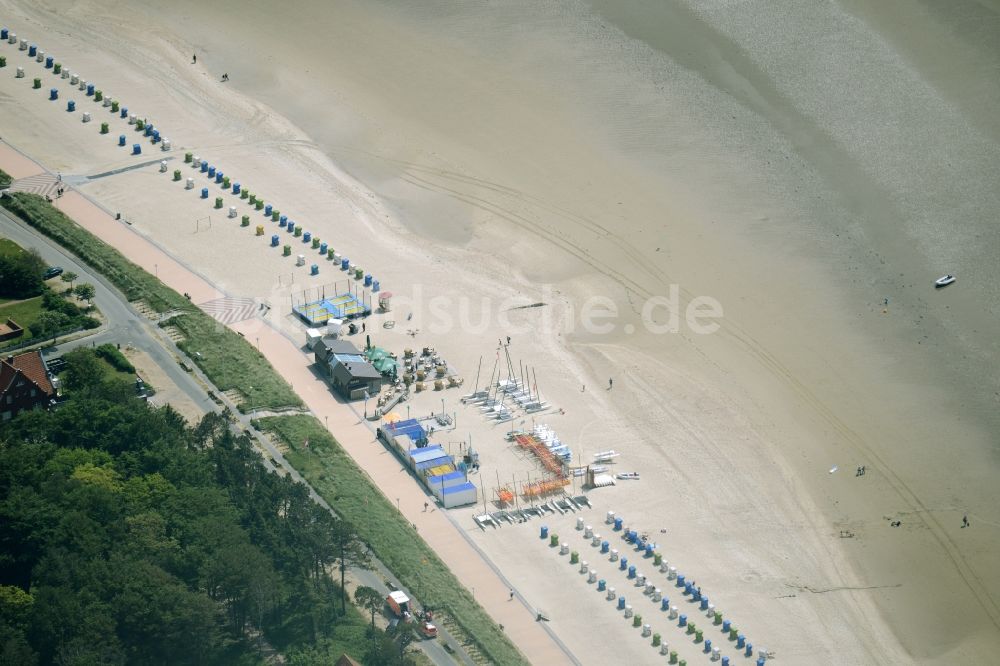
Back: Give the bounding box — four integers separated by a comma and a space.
255, 414, 529, 666
167, 312, 301, 412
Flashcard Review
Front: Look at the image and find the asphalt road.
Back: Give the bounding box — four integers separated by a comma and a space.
347, 546, 474, 666
0, 208, 465, 666
0, 207, 215, 413
231, 408, 471, 666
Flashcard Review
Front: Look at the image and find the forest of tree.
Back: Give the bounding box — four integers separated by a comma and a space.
0, 349, 415, 665
0, 244, 46, 300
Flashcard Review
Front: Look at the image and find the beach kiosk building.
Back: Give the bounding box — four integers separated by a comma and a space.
427, 469, 478, 509
378, 419, 478, 508
313, 338, 382, 400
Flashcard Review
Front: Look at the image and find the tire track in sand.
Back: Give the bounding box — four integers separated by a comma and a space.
393, 161, 1000, 632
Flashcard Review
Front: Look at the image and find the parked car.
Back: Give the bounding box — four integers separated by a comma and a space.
43, 266, 63, 279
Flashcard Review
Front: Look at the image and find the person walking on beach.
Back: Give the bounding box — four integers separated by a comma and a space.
962, 515, 969, 528
423, 502, 428, 512
608, 378, 613, 389
509, 589, 514, 601
192, 54, 197, 64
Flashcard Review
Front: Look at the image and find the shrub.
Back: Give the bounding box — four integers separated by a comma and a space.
94, 343, 135, 373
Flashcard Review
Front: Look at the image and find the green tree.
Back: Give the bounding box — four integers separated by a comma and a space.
0, 358, 385, 663
364, 628, 396, 666
29, 580, 126, 665
111, 559, 224, 664
28, 310, 70, 341
331, 520, 372, 615
74, 282, 95, 304
62, 347, 107, 392
60, 270, 78, 289
0, 585, 34, 630
123, 511, 181, 567
26, 249, 46, 279
248, 564, 281, 650
355, 585, 384, 628
41, 290, 82, 317
0, 624, 38, 666
287, 643, 330, 666
0, 249, 45, 298
387, 621, 417, 665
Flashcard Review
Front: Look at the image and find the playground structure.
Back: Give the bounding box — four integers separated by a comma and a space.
293, 280, 372, 324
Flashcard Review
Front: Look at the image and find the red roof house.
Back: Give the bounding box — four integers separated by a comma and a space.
1, 351, 56, 421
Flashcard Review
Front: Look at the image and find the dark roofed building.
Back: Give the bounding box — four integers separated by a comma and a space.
331, 358, 382, 400
312, 337, 382, 400
313, 337, 365, 373
1, 351, 57, 421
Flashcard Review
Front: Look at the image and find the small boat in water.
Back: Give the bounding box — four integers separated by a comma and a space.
935, 274, 956, 288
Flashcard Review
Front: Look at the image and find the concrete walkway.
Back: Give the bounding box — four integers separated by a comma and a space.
2, 143, 574, 665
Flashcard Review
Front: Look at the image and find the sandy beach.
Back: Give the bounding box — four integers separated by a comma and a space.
1, 1, 998, 663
